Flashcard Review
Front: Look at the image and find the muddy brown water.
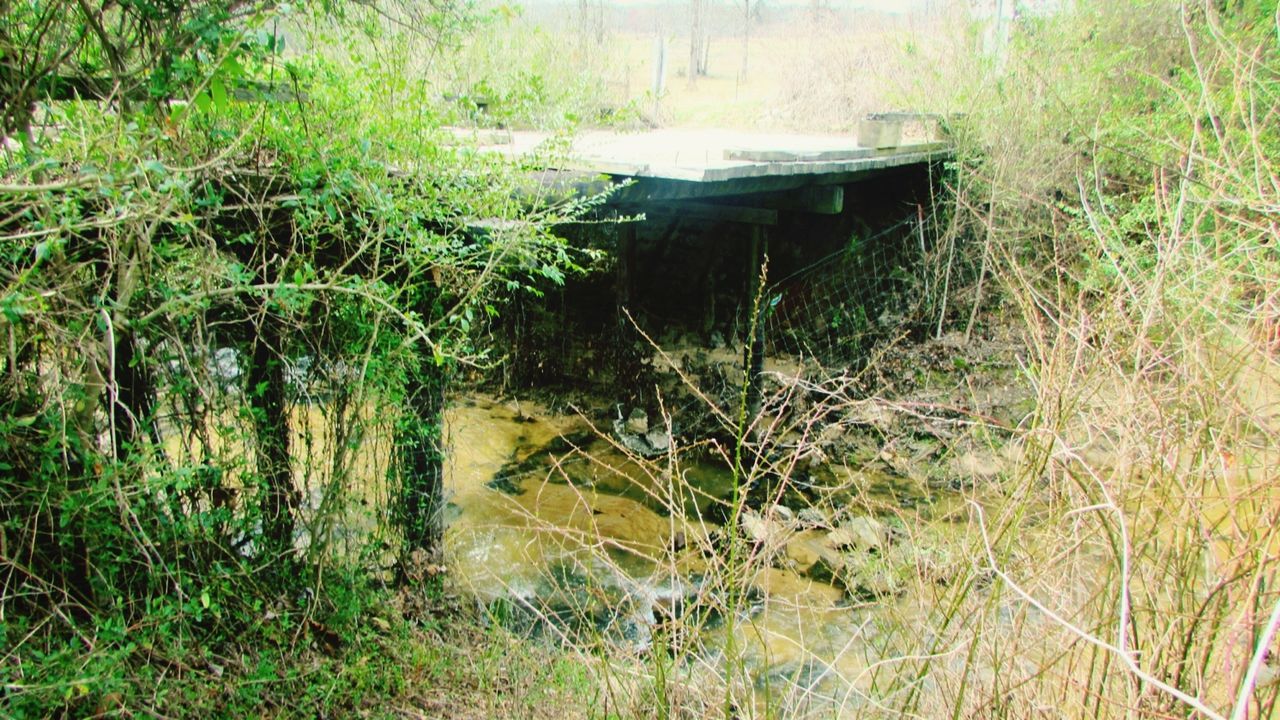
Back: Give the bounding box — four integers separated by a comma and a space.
443, 394, 976, 711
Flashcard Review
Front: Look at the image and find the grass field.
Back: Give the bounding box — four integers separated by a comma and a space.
443, 7, 970, 131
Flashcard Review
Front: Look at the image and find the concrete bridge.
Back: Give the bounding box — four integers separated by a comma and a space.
467, 125, 954, 394
471, 125, 952, 206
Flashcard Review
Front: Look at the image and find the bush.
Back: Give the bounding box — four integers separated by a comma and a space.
0, 2, 593, 715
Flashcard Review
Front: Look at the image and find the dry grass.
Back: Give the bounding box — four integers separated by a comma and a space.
882, 2, 1280, 718
440, 5, 972, 131
594, 11, 969, 131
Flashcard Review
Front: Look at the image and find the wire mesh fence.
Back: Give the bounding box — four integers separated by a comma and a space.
762, 216, 924, 368
486, 205, 935, 403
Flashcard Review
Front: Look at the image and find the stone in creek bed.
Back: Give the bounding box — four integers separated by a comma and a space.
612, 410, 672, 458
644, 428, 671, 452
804, 546, 906, 601
738, 509, 785, 545
951, 450, 1004, 479
805, 549, 842, 586
824, 516, 894, 552
625, 407, 649, 435
796, 506, 829, 528
771, 505, 795, 523
795, 517, 917, 600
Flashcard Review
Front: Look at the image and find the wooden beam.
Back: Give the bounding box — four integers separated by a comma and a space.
616, 222, 636, 324
723, 147, 873, 163
759, 185, 844, 214
632, 201, 778, 226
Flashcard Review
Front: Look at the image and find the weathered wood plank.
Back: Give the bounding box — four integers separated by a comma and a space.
723, 147, 874, 163
762, 185, 844, 214
636, 201, 778, 226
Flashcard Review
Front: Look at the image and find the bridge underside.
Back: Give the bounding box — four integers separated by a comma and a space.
486, 129, 953, 393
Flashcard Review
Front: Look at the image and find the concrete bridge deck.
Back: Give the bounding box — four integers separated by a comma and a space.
469, 127, 953, 401
460, 128, 953, 203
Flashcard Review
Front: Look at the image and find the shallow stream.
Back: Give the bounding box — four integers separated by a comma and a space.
442, 394, 980, 711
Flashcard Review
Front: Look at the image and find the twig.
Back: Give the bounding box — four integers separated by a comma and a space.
969, 499, 1226, 720
1230, 596, 1280, 720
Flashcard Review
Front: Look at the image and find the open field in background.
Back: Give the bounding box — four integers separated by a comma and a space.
441, 4, 975, 131
627, 16, 972, 129
612, 28, 913, 130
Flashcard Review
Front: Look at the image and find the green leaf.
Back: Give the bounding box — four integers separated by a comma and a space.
211, 77, 229, 111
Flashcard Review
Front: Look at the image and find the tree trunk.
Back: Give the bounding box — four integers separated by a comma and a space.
688, 0, 704, 86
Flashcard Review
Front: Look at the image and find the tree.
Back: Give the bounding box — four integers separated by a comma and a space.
689, 0, 707, 84
0, 0, 587, 652
579, 0, 606, 45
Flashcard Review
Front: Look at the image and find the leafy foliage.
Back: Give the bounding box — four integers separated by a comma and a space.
0, 1, 597, 715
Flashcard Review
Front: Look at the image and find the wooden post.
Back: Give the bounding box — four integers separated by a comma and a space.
744, 224, 766, 418
400, 360, 446, 555
651, 35, 666, 121
992, 0, 1011, 72
614, 221, 640, 380
617, 222, 636, 327
399, 281, 450, 557
247, 312, 294, 556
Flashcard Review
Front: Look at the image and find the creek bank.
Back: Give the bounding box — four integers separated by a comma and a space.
445, 324, 1030, 698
